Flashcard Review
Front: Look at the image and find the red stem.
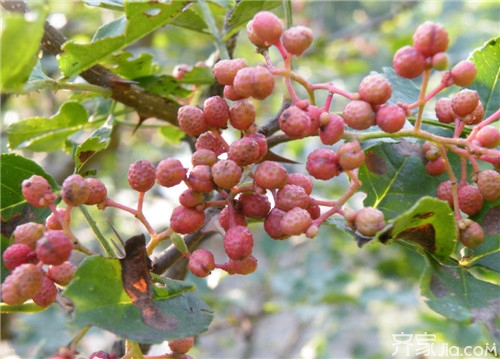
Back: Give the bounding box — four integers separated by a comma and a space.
312, 170, 361, 227
467, 108, 500, 141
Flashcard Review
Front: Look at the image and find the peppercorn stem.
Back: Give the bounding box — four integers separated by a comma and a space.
414, 68, 432, 132
79, 205, 115, 257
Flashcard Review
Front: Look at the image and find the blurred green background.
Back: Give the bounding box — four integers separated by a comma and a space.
1, 1, 499, 358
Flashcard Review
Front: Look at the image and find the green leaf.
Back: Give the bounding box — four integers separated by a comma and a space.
75, 116, 115, 172
63, 255, 213, 343
28, 61, 53, 82
93, 15, 127, 40
24, 61, 56, 92
60, 37, 124, 79
0, 301, 49, 314
103, 52, 157, 79
136, 75, 191, 98
0, 154, 59, 225
170, 8, 209, 33
210, 0, 235, 9
85, 0, 124, 11
420, 254, 500, 340
7, 102, 89, 152
171, 233, 188, 254
59, 1, 190, 77
177, 66, 215, 85
0, 8, 47, 91
376, 197, 457, 261
462, 198, 500, 272
359, 140, 448, 220
381, 67, 421, 105
158, 125, 185, 145
226, 0, 281, 38
470, 252, 500, 273
468, 37, 500, 119
324, 217, 376, 249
